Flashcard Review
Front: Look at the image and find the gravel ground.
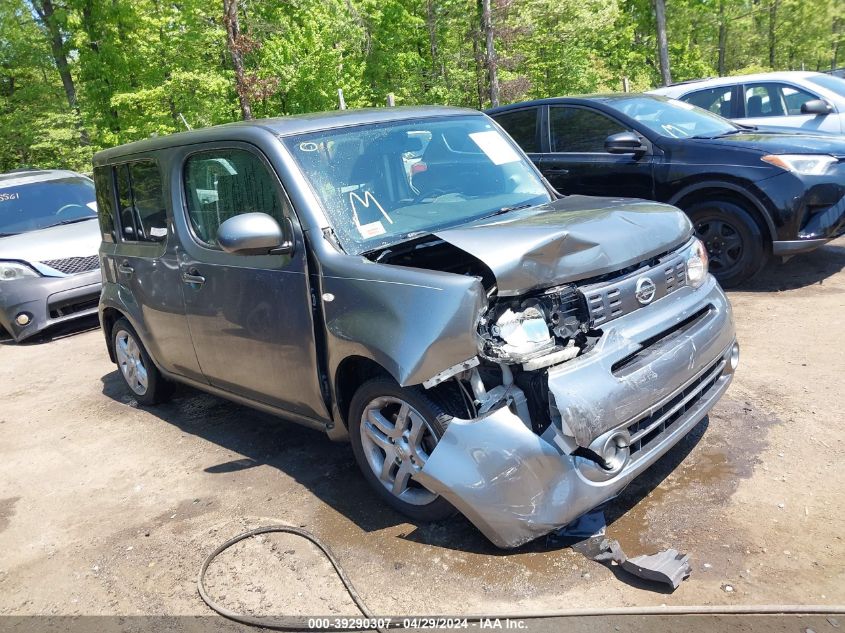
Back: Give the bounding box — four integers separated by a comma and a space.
0, 238, 843, 627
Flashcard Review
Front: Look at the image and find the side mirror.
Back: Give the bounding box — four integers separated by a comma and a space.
605, 131, 647, 155
800, 99, 833, 115
217, 212, 293, 256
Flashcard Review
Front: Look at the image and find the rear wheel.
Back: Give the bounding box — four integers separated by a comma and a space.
349, 378, 455, 522
686, 200, 767, 288
112, 318, 172, 405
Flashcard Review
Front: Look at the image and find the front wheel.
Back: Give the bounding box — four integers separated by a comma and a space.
686, 200, 768, 288
349, 378, 455, 522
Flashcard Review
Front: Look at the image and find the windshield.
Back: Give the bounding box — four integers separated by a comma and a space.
284, 115, 551, 254
0, 176, 96, 236
807, 74, 845, 98
607, 96, 739, 139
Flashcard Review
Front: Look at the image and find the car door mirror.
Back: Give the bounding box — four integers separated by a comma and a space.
217, 212, 293, 255
800, 99, 833, 115
605, 131, 647, 155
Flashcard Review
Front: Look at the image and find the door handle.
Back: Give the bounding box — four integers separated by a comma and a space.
181, 268, 205, 286
544, 168, 570, 175
117, 261, 134, 277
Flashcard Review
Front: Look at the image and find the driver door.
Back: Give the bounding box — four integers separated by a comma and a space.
535, 105, 655, 199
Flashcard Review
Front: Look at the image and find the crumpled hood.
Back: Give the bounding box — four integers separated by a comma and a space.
434, 196, 693, 296
0, 219, 101, 266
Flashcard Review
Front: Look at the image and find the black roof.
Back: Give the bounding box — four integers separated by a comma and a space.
485, 93, 668, 115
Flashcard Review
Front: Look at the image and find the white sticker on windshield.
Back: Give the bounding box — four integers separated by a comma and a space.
469, 130, 521, 165
358, 220, 386, 239
86, 201, 98, 211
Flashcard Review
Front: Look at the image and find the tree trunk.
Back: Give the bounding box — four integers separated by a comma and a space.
768, 0, 778, 68
30, 0, 90, 144
481, 0, 499, 107
717, 0, 727, 76
223, 0, 253, 121
653, 0, 672, 86
426, 0, 442, 79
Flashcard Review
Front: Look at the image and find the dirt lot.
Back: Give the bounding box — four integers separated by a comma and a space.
1, 239, 844, 626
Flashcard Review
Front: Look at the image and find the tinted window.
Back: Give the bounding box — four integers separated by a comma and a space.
92, 167, 117, 242
183, 149, 288, 247
744, 82, 817, 117
549, 107, 626, 152
493, 108, 539, 152
115, 160, 167, 243
0, 176, 96, 235
684, 87, 734, 117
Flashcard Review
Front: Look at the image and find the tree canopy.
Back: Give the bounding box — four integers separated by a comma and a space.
1, 0, 842, 172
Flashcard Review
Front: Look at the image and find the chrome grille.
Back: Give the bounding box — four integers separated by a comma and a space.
581, 245, 690, 327
40, 255, 100, 275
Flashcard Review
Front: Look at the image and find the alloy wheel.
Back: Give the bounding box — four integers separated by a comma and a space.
115, 329, 149, 396
358, 396, 438, 506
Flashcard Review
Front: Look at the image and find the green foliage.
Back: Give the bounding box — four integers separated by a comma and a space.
1, 0, 843, 172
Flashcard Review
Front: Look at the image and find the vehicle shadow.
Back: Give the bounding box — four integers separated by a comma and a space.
100, 368, 706, 572
736, 240, 845, 292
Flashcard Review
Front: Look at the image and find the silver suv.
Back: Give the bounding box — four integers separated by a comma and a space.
95, 107, 738, 548
651, 71, 845, 134
0, 169, 102, 342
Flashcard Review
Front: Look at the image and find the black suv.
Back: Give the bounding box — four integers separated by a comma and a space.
488, 94, 845, 286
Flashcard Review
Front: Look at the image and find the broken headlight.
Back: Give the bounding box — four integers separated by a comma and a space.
492, 306, 554, 358
686, 238, 709, 288
478, 285, 590, 364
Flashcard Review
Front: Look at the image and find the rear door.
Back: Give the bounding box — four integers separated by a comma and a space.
101, 158, 202, 381
536, 105, 655, 199
176, 143, 328, 421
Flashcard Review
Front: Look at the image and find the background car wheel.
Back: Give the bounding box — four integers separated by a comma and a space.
348, 378, 456, 522
686, 200, 767, 288
111, 318, 172, 405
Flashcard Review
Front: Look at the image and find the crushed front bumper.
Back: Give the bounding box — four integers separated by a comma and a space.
0, 270, 102, 342
416, 276, 736, 548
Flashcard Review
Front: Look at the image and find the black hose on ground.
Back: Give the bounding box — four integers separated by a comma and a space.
198, 524, 845, 632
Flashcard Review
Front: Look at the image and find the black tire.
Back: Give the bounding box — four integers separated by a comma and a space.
111, 318, 172, 405
686, 200, 768, 288
348, 377, 456, 522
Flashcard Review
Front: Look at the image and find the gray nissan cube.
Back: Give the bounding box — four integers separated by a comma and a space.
94, 107, 738, 548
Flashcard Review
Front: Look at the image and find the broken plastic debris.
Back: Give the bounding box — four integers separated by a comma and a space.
567, 511, 691, 590
556, 509, 607, 540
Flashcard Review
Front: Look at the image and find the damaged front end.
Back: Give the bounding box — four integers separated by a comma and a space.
413, 238, 738, 548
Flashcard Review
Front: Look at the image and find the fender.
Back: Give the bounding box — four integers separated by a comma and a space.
667, 180, 776, 241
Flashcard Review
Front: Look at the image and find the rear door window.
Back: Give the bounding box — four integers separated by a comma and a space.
492, 108, 540, 153
683, 87, 734, 117
115, 160, 167, 243
549, 106, 626, 153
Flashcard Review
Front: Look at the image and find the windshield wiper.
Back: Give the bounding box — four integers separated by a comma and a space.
479, 202, 534, 220
692, 129, 746, 139
42, 216, 98, 229
0, 232, 18, 238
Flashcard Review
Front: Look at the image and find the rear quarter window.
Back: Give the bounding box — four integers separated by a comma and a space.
92, 166, 117, 243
